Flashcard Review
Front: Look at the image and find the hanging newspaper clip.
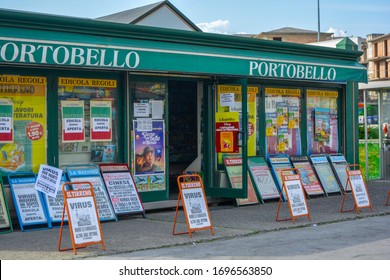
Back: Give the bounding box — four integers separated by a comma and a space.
276, 168, 311, 223
173, 174, 214, 238
58, 181, 105, 255
340, 164, 373, 213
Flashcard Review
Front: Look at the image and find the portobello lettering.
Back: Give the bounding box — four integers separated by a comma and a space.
249, 61, 337, 81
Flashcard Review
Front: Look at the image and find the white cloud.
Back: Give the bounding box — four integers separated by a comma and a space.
197, 20, 230, 34
327, 27, 347, 37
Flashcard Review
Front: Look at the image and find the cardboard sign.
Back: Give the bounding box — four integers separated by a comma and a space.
329, 154, 349, 191
42, 174, 68, 224
290, 156, 324, 196
58, 182, 105, 255
66, 165, 117, 222
248, 156, 279, 201
173, 174, 214, 238
8, 172, 50, 231
100, 164, 145, 216
341, 165, 373, 213
276, 169, 311, 223
310, 155, 342, 194
0, 177, 12, 233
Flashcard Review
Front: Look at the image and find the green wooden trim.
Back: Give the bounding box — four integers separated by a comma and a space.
344, 81, 360, 164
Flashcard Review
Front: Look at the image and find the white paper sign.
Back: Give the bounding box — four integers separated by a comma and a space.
134, 103, 150, 117
67, 196, 101, 244
102, 172, 143, 214
182, 188, 210, 229
35, 164, 63, 198
151, 100, 164, 119
350, 175, 370, 207
285, 180, 308, 216
220, 93, 235, 107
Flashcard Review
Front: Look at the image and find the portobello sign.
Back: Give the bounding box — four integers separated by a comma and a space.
0, 37, 366, 83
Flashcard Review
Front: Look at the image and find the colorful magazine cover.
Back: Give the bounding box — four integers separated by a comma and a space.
314, 108, 331, 142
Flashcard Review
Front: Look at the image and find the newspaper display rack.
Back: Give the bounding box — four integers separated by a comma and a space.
0, 173, 13, 233
267, 154, 294, 201
58, 181, 105, 255
8, 172, 51, 231
173, 174, 214, 238
310, 154, 342, 195
329, 153, 349, 192
66, 164, 117, 222
42, 173, 68, 226
340, 164, 373, 213
276, 168, 311, 223
290, 156, 324, 197
99, 163, 145, 218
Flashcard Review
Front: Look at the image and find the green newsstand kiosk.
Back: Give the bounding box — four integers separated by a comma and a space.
0, 9, 367, 212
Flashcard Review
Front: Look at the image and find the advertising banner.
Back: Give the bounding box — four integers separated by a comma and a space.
133, 120, 165, 192
61, 100, 85, 142
90, 100, 112, 142
0, 76, 47, 175
0, 99, 13, 143
215, 112, 239, 153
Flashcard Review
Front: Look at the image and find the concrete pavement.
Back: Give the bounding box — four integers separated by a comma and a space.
1, 180, 390, 260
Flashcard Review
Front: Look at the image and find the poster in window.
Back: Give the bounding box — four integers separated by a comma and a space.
215, 112, 239, 153
90, 100, 112, 142
61, 100, 85, 142
314, 108, 331, 142
0, 99, 13, 143
0, 76, 47, 175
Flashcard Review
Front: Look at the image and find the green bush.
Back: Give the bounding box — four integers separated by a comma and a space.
359, 125, 379, 139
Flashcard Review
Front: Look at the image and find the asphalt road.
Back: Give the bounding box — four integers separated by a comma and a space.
90, 215, 390, 260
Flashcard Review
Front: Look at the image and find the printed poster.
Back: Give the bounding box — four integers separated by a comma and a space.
0, 182, 11, 228
133, 120, 165, 192
314, 108, 331, 142
34, 164, 63, 198
311, 156, 341, 194
284, 179, 308, 216
90, 100, 112, 142
248, 157, 279, 200
61, 100, 85, 142
349, 174, 370, 208
10, 177, 47, 225
66, 195, 101, 244
0, 99, 13, 143
181, 186, 211, 229
0, 76, 47, 175
102, 172, 143, 214
215, 112, 239, 153
277, 126, 289, 152
290, 157, 324, 195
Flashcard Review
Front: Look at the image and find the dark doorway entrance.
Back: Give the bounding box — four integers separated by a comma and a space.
168, 80, 198, 199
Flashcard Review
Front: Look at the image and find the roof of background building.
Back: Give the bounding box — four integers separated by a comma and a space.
96, 0, 201, 31
261, 27, 332, 35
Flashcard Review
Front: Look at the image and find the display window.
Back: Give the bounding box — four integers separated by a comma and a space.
57, 77, 119, 168
130, 81, 166, 192
265, 87, 301, 155
306, 89, 339, 154
0, 75, 47, 175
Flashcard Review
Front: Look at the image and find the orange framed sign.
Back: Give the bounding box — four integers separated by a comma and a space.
58, 181, 105, 255
341, 164, 373, 213
172, 174, 214, 238
276, 168, 311, 223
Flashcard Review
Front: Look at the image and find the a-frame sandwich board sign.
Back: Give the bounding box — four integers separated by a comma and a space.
340, 164, 373, 213
42, 173, 68, 226
8, 172, 51, 231
290, 156, 325, 197
0, 172, 13, 233
58, 181, 105, 255
173, 174, 214, 238
329, 153, 349, 192
310, 154, 342, 195
99, 163, 145, 218
276, 168, 311, 223
267, 154, 294, 201
66, 164, 117, 222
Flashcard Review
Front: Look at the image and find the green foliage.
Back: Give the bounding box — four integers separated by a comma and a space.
359, 142, 380, 180
359, 125, 379, 139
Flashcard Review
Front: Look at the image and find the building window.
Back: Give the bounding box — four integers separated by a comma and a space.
273, 37, 282, 41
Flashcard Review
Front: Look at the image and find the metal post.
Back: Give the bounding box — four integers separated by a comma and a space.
363, 90, 369, 179
317, 0, 321, 42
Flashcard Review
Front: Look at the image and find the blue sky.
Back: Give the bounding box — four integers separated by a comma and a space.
1, 0, 389, 37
